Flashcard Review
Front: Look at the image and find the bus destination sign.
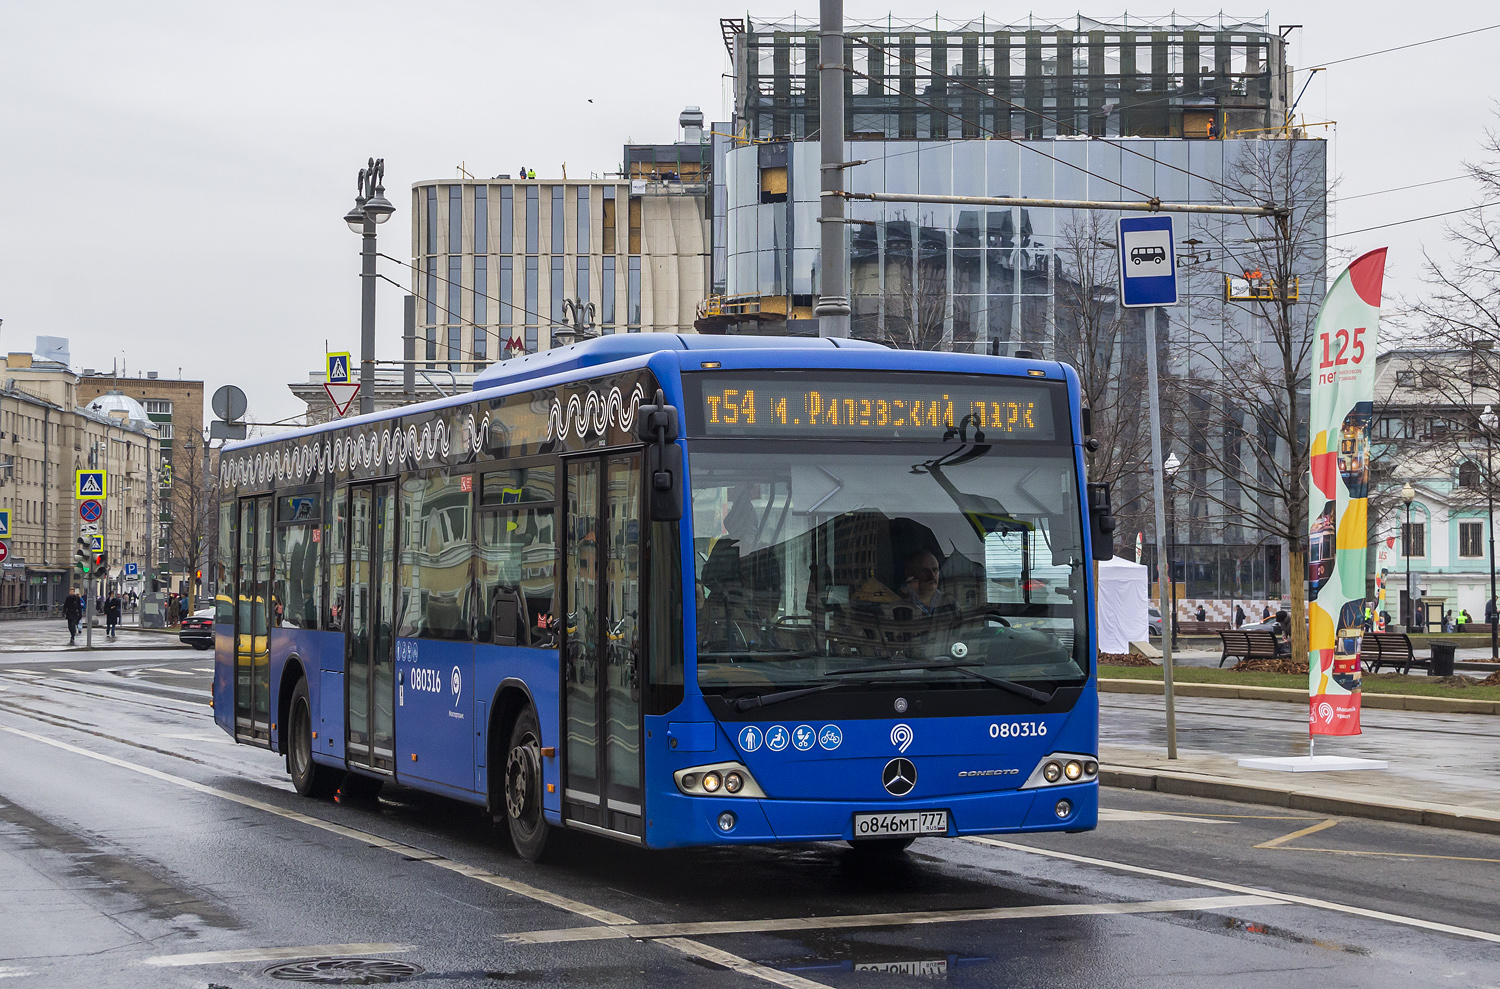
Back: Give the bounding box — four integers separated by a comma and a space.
691, 375, 1057, 440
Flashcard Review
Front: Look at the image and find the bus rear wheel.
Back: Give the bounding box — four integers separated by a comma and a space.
288, 679, 340, 798
504, 707, 551, 862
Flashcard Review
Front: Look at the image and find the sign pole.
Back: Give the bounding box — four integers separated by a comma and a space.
1144, 305, 1176, 759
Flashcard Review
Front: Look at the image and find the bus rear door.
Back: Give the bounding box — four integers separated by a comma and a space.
562, 453, 645, 840
234, 495, 272, 746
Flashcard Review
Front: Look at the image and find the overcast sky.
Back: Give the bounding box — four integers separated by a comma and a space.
1, 2, 1494, 427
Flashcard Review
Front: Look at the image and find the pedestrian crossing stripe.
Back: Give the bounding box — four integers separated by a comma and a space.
326, 351, 352, 384
75, 470, 107, 499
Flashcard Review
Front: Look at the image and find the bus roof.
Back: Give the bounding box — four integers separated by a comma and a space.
470, 333, 885, 392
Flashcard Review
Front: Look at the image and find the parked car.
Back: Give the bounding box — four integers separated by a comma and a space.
1149, 607, 1162, 637
179, 607, 214, 650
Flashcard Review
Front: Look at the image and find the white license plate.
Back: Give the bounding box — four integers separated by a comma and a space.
852, 810, 948, 838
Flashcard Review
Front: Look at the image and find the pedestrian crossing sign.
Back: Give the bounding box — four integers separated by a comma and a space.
0, 509, 8, 539
327, 352, 352, 384
89, 535, 103, 552
75, 470, 107, 499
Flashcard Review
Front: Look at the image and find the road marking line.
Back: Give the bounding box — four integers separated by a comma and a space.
964, 836, 1500, 944
657, 938, 831, 989
193, 667, 213, 672
5, 670, 43, 677
1256, 818, 1339, 849
0, 721, 827, 988
1277, 846, 1500, 865
1099, 808, 1231, 825
143, 943, 415, 967
145, 667, 196, 676
501, 895, 1285, 944
51, 668, 94, 675
0, 966, 37, 980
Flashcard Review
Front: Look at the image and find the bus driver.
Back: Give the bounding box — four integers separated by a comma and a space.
901, 550, 953, 616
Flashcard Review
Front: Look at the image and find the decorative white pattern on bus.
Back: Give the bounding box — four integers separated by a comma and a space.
220, 384, 645, 487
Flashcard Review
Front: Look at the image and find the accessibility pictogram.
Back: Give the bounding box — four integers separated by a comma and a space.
79, 499, 103, 522
326, 352, 353, 384
75, 470, 107, 499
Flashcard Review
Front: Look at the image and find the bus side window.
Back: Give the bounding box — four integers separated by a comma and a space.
645, 519, 684, 714
476, 508, 557, 648
327, 488, 348, 632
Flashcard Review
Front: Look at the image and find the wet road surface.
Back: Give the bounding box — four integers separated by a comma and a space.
2, 652, 1499, 987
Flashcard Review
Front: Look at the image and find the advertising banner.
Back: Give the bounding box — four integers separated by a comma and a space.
1307, 249, 1387, 736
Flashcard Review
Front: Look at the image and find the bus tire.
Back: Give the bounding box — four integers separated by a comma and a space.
288, 678, 339, 798
848, 836, 915, 856
504, 706, 551, 862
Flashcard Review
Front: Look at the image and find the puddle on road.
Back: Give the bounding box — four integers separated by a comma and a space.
0, 795, 241, 933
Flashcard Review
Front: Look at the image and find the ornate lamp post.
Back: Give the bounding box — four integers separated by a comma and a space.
554, 298, 598, 347
344, 158, 394, 416
1481, 406, 1499, 660
1401, 481, 1416, 630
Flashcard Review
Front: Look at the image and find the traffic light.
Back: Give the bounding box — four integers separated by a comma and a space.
76, 538, 91, 574
93, 551, 108, 579
195, 569, 202, 587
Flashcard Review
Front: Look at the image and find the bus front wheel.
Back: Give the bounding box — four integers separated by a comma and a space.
288, 678, 340, 798
504, 707, 551, 862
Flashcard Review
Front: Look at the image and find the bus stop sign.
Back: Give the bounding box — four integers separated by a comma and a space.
1118, 215, 1178, 307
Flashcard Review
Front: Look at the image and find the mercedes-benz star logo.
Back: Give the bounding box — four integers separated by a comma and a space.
882, 758, 917, 796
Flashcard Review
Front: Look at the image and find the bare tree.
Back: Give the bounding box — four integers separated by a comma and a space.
164, 430, 218, 607
1165, 138, 1328, 664
1051, 210, 1156, 542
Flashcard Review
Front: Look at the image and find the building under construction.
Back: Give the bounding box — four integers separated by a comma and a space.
724, 13, 1294, 143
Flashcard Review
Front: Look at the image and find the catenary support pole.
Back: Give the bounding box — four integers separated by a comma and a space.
360, 214, 377, 416
403, 294, 416, 403
815, 0, 850, 337
1143, 305, 1177, 758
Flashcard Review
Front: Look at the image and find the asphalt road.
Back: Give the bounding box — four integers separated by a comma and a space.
2, 652, 1500, 987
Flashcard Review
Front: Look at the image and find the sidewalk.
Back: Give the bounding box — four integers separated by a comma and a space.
0, 619, 188, 653
1103, 742, 1500, 836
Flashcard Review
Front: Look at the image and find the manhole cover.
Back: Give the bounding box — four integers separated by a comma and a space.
263, 958, 424, 984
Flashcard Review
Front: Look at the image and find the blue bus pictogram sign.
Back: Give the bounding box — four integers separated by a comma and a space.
1118, 215, 1178, 307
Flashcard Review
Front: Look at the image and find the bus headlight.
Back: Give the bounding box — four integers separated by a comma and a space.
674, 762, 766, 798
1021, 753, 1099, 789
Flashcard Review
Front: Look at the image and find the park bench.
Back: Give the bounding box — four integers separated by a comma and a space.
1459, 623, 1494, 635
1362, 631, 1430, 675
1179, 620, 1231, 636
1217, 629, 1280, 668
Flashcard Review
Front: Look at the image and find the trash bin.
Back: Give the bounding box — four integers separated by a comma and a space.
1430, 642, 1456, 677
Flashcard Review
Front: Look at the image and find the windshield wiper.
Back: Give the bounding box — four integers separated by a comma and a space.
826, 660, 1054, 704
733, 680, 857, 711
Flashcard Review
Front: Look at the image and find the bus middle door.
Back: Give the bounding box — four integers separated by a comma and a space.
346, 480, 397, 775
563, 453, 644, 840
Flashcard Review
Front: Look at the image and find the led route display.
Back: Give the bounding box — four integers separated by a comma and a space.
690, 375, 1057, 440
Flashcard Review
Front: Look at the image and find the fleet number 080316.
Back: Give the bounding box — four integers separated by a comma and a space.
990, 721, 1047, 738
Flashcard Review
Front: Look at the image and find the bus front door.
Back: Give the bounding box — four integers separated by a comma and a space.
346, 481, 397, 775
563, 453, 645, 840
234, 495, 272, 746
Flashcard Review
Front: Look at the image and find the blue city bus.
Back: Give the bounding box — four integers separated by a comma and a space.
212, 334, 1115, 858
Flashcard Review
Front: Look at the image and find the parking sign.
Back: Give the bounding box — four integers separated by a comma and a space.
124, 562, 139, 577
1118, 215, 1178, 307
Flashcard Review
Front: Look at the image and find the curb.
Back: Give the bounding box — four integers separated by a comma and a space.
1102, 766, 1500, 836
1099, 677, 1500, 715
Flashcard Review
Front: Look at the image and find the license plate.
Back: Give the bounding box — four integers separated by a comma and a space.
852, 810, 948, 838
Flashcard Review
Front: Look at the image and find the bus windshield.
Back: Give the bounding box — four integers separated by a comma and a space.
690, 440, 1087, 697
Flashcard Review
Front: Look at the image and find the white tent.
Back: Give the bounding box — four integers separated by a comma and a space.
1096, 556, 1150, 654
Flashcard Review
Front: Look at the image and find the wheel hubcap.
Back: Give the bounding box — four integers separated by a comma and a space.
506, 733, 540, 826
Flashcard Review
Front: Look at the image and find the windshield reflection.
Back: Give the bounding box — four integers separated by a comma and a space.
690, 441, 1087, 696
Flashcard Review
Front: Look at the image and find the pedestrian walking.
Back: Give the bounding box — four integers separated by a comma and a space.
1262, 605, 1272, 620
63, 589, 84, 645
1195, 605, 1207, 622
105, 593, 122, 639
1443, 609, 1455, 633
1234, 605, 1245, 628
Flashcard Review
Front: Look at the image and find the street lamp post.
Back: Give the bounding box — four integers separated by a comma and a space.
1401, 481, 1416, 630
1482, 406, 1499, 661
1164, 452, 1182, 649
344, 158, 395, 417
554, 298, 598, 347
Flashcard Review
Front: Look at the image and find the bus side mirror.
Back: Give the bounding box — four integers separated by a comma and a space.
636, 389, 683, 522
1086, 482, 1117, 561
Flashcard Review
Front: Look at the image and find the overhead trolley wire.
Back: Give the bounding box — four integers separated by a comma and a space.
1329, 200, 1500, 239
1297, 22, 1500, 72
